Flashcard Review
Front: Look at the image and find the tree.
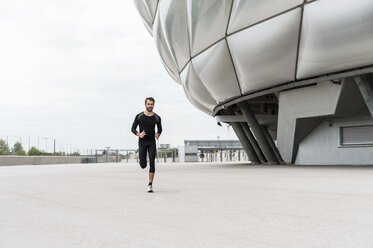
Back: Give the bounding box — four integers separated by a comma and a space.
0, 139, 9, 155
13, 141, 26, 155
28, 146, 43, 156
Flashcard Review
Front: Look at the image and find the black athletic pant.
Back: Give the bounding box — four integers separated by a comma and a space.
138, 139, 156, 173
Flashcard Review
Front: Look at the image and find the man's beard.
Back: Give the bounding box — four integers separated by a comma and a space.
146, 107, 153, 112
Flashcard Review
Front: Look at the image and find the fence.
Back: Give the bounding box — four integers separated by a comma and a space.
93, 148, 179, 163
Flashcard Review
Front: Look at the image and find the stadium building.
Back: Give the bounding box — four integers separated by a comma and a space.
134, 0, 373, 165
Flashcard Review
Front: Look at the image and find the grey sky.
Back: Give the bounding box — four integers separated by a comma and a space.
0, 0, 237, 152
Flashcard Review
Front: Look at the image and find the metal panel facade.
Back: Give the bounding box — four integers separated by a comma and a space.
135, 0, 373, 116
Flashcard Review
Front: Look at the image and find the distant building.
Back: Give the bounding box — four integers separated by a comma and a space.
182, 140, 246, 162
159, 144, 170, 149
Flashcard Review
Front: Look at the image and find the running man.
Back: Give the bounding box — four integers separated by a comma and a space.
131, 97, 162, 193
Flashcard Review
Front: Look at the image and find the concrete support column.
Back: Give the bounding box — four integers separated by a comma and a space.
237, 102, 279, 164
354, 74, 373, 117
230, 122, 260, 164
262, 126, 285, 164
240, 123, 267, 163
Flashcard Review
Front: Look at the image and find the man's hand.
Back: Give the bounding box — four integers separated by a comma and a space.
137, 131, 146, 138
155, 133, 160, 140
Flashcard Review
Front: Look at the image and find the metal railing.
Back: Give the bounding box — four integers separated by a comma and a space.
93, 148, 179, 163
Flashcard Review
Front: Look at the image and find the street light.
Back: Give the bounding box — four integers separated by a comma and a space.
104, 147, 110, 162
16, 135, 28, 150
44, 137, 48, 153
44, 137, 56, 155
58, 141, 68, 155
19, 135, 30, 152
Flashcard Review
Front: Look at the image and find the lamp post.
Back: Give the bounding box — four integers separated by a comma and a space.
59, 141, 68, 155
44, 137, 56, 155
44, 137, 48, 153
20, 135, 30, 152
17, 135, 29, 153
104, 147, 110, 162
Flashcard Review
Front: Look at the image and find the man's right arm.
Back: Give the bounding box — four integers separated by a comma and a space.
131, 115, 139, 136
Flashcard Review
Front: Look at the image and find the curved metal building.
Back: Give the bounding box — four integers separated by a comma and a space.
134, 0, 373, 165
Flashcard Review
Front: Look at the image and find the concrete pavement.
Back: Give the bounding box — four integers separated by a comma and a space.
1, 162, 373, 248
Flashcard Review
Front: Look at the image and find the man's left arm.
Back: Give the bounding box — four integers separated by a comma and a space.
155, 116, 162, 140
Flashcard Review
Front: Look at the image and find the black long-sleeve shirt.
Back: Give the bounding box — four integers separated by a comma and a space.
131, 112, 162, 141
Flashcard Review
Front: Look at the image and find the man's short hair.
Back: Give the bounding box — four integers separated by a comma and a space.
145, 97, 155, 104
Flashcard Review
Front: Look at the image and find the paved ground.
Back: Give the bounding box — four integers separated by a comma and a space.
1, 162, 373, 248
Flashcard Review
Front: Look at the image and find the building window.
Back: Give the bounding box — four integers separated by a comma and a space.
340, 125, 373, 146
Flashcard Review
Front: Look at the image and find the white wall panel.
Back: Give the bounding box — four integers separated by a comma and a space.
163, 61, 181, 84
187, 0, 232, 57
144, 0, 158, 20
228, 8, 301, 94
228, 0, 303, 34
153, 12, 181, 83
159, 0, 190, 71
133, 0, 158, 32
180, 64, 212, 114
180, 63, 217, 111
297, 0, 373, 79
192, 39, 241, 103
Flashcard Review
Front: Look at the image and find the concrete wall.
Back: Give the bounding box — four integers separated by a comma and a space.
96, 157, 118, 163
295, 118, 373, 165
277, 82, 342, 163
0, 156, 88, 166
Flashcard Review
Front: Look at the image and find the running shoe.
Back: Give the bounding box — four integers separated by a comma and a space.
147, 184, 153, 193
